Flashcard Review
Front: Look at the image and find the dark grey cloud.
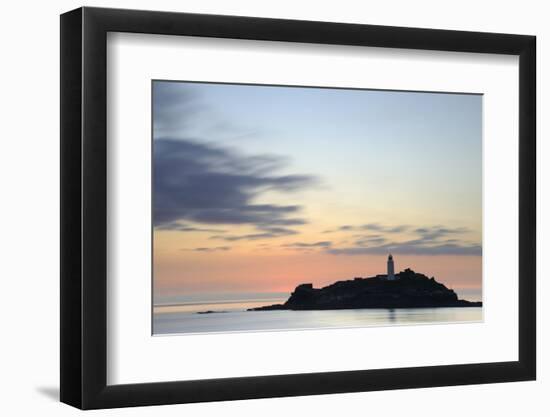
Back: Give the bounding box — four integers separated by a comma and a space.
154, 138, 318, 235
154, 83, 319, 237
326, 224, 480, 256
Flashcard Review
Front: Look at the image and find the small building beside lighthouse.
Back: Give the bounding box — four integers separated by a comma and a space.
386, 253, 396, 280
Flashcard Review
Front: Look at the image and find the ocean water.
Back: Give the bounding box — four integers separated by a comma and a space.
153, 297, 483, 335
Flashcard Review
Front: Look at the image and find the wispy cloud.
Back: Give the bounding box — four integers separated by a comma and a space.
183, 246, 231, 252
154, 81, 260, 141
328, 243, 481, 256
156, 221, 227, 233
153, 82, 203, 138
413, 226, 468, 240
354, 234, 388, 246
326, 224, 480, 256
282, 241, 332, 248
324, 223, 410, 234
210, 226, 299, 241
362, 223, 410, 233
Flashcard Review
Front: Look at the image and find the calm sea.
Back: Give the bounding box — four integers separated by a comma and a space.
153, 293, 482, 335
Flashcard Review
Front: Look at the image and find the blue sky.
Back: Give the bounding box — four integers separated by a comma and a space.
152, 80, 482, 299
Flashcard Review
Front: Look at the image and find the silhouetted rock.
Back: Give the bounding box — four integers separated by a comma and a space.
248, 269, 482, 311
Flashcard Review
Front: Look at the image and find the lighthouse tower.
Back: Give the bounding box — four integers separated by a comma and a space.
387, 254, 396, 280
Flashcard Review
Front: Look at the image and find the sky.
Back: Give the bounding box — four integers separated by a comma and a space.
152, 80, 482, 304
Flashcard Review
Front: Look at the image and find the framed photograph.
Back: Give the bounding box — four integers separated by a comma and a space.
60, 6, 536, 409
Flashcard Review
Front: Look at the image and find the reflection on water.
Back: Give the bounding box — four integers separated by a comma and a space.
153, 299, 482, 335
387, 308, 396, 323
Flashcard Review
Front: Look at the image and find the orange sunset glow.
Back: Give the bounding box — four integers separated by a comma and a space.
152, 81, 482, 306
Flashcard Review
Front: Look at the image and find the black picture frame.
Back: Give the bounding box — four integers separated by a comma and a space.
60, 6, 536, 410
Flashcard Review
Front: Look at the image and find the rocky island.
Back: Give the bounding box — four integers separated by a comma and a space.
249, 268, 482, 311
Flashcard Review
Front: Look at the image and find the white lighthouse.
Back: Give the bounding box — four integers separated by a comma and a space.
387, 254, 396, 280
